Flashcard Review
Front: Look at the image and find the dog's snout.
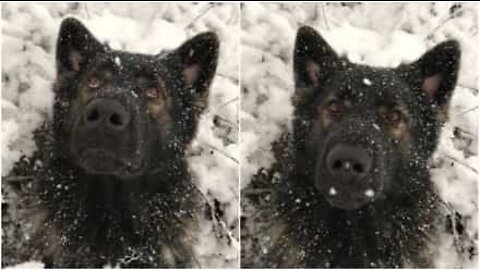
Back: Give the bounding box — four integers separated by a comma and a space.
83, 98, 130, 130
326, 143, 372, 180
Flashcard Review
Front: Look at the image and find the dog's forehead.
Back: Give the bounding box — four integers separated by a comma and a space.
327, 66, 413, 105
93, 51, 161, 77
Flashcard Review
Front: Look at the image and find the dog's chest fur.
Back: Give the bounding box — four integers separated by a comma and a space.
6, 127, 201, 268
244, 134, 443, 268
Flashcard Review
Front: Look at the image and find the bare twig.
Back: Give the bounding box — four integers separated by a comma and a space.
219, 97, 239, 109
84, 3, 91, 19
454, 126, 475, 137
215, 114, 238, 128
458, 84, 479, 95
193, 185, 238, 247
242, 188, 274, 196
443, 154, 478, 174
142, 5, 169, 38
216, 72, 239, 84
3, 175, 34, 182
424, 4, 465, 41
454, 126, 477, 137
321, 3, 330, 30
458, 105, 478, 116
190, 250, 202, 268
204, 143, 238, 164
202, 96, 238, 121
183, 3, 217, 30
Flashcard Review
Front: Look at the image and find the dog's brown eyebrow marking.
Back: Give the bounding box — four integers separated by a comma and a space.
135, 76, 156, 86
314, 92, 337, 132
378, 104, 411, 155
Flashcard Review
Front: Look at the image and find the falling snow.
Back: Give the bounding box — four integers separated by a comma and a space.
114, 56, 121, 67
363, 78, 372, 86
364, 189, 375, 197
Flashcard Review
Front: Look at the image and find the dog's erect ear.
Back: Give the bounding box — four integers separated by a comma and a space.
294, 26, 341, 90
402, 40, 460, 107
173, 32, 219, 95
56, 17, 105, 75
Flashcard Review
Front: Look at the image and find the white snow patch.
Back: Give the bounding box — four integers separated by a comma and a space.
4, 261, 44, 269
363, 78, 372, 86
114, 56, 121, 66
364, 189, 375, 198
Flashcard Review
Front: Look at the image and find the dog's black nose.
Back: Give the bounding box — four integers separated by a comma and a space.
326, 143, 372, 180
83, 98, 130, 130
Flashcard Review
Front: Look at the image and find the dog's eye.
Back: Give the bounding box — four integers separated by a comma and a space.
327, 100, 343, 114
87, 77, 101, 89
145, 87, 159, 99
383, 110, 402, 124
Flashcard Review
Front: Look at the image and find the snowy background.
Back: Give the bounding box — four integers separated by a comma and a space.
1, 2, 239, 268
241, 2, 478, 268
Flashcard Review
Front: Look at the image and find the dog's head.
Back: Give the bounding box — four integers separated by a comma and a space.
54, 18, 219, 178
293, 26, 460, 210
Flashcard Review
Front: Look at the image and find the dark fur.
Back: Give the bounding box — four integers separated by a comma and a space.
242, 26, 461, 268
2, 17, 219, 268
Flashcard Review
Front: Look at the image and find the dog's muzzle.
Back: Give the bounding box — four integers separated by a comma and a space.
315, 141, 383, 210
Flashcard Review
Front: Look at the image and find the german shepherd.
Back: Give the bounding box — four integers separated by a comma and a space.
241, 25, 461, 268
2, 17, 219, 268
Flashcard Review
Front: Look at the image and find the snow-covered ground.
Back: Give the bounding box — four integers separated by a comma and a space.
2, 2, 239, 268
241, 2, 478, 268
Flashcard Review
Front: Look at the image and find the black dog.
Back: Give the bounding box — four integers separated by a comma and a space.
242, 25, 461, 268
2, 17, 219, 268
